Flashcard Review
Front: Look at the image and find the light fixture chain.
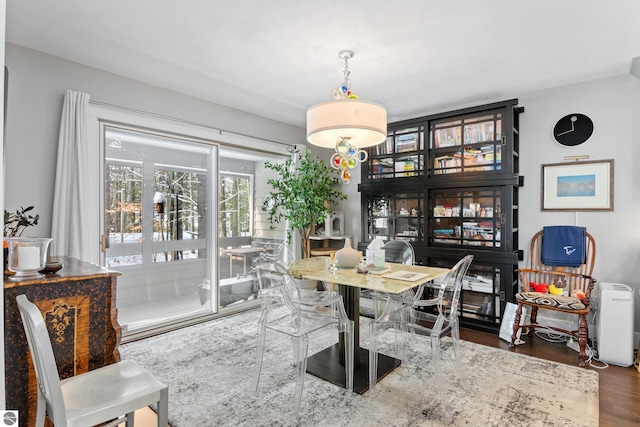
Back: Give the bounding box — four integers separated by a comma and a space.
342, 55, 351, 90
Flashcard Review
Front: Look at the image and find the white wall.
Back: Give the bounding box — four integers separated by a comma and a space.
3, 43, 306, 238
518, 75, 640, 334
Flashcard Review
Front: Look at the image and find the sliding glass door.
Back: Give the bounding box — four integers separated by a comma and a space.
99, 120, 292, 339
103, 125, 217, 335
217, 147, 290, 308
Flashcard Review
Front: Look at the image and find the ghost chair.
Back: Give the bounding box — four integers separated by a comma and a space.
16, 294, 168, 427
256, 244, 340, 310
360, 239, 416, 318
252, 258, 354, 415
369, 254, 474, 420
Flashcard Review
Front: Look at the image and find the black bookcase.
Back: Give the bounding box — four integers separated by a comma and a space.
359, 99, 524, 333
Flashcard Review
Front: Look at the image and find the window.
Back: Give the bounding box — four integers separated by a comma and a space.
89, 103, 291, 340
219, 173, 252, 239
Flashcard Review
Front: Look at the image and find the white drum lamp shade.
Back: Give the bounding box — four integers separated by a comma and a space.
306, 99, 387, 148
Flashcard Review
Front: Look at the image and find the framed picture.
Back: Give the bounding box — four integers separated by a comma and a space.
541, 159, 614, 211
395, 132, 417, 153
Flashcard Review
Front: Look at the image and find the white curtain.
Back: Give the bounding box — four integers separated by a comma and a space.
51, 90, 94, 261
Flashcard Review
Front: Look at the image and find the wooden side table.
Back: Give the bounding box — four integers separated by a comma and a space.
4, 257, 121, 427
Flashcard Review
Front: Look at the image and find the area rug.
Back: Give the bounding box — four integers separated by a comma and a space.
120, 309, 599, 427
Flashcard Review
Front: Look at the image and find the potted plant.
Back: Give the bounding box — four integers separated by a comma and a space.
262, 150, 347, 259
4, 206, 40, 273
4, 206, 40, 238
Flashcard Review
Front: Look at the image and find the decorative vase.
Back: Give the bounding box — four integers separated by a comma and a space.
5, 237, 53, 277
334, 237, 360, 268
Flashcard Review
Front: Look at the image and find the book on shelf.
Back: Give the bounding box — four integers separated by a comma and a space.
433, 127, 461, 148
463, 121, 495, 145
433, 155, 462, 171
395, 160, 417, 177
373, 138, 394, 156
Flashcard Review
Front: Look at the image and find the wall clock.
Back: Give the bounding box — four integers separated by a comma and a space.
553, 113, 594, 147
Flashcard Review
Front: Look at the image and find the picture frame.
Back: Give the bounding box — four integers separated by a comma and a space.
541, 159, 614, 211
395, 132, 418, 153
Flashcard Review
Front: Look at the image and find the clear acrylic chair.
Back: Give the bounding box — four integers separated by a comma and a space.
258, 242, 340, 306
262, 241, 296, 267
368, 254, 474, 420
16, 294, 168, 427
252, 257, 354, 415
361, 240, 415, 317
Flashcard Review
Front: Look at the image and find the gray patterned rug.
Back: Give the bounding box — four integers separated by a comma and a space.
120, 309, 599, 427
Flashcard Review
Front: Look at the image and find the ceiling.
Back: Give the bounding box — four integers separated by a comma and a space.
6, 1, 640, 128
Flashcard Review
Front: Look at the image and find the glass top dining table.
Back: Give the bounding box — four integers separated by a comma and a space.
289, 256, 450, 394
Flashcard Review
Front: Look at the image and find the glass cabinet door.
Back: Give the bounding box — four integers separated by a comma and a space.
429, 111, 503, 175
366, 126, 424, 180
424, 256, 509, 330
365, 193, 424, 242
429, 188, 501, 248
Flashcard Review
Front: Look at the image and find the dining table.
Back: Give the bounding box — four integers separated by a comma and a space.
289, 256, 450, 394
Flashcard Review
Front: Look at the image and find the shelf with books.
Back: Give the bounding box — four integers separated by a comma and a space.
365, 125, 425, 180
433, 124, 462, 148
463, 114, 499, 145
428, 106, 512, 177
432, 143, 502, 175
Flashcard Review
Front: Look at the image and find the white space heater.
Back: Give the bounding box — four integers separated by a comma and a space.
597, 282, 634, 366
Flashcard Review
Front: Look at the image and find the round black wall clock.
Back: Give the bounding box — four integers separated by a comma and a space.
553, 113, 594, 147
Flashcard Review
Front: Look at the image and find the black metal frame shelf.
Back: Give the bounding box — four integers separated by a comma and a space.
358, 99, 524, 333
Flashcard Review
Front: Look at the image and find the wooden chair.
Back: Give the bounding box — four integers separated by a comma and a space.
529, 229, 596, 278
509, 229, 596, 366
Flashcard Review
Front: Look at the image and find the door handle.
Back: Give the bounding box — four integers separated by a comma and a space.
100, 234, 109, 253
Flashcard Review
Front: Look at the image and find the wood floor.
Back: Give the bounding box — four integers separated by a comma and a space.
130, 325, 640, 427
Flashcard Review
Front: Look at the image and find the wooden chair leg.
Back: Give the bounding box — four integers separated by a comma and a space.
577, 314, 588, 367
529, 306, 538, 326
509, 303, 523, 350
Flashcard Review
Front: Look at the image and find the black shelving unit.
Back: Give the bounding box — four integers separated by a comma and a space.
359, 99, 524, 333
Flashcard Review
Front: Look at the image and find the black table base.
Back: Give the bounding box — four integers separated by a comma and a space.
305, 343, 401, 394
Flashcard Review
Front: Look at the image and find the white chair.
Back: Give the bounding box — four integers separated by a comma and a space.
16, 294, 169, 427
252, 258, 354, 415
368, 255, 474, 420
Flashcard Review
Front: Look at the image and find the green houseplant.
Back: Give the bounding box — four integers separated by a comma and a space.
262, 151, 347, 259
4, 206, 40, 238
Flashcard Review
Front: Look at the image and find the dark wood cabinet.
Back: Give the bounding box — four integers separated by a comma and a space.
359, 99, 523, 332
4, 257, 121, 427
